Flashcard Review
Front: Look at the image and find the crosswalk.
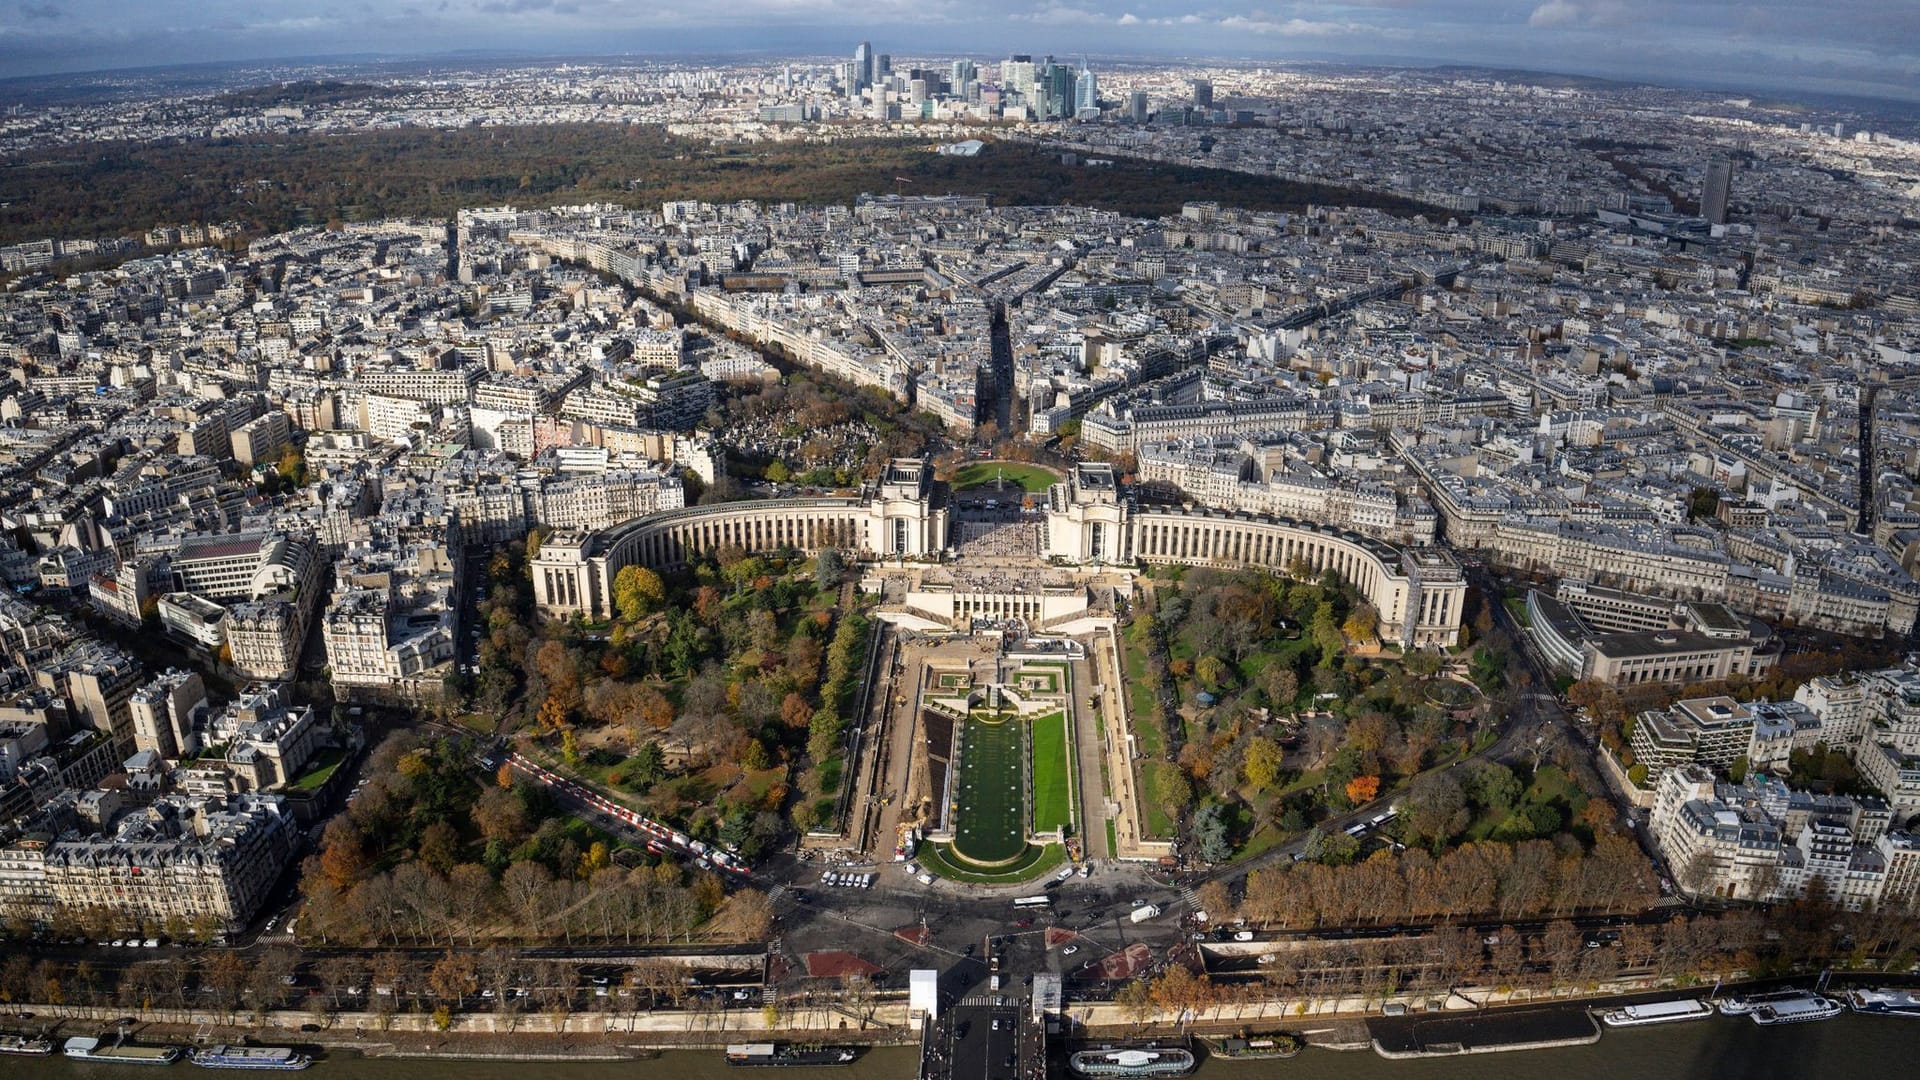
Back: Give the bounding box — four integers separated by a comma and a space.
766, 883, 787, 902
1177, 885, 1201, 911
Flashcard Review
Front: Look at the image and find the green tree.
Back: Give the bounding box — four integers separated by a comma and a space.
1193, 803, 1235, 863
765, 460, 790, 483
1463, 760, 1522, 813
626, 741, 665, 784
1687, 487, 1721, 520
1310, 601, 1342, 667
813, 548, 846, 587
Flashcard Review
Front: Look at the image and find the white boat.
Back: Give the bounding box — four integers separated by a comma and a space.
1068, 1047, 1197, 1078
1717, 988, 1819, 1016
0, 1034, 54, 1056
1751, 994, 1845, 1025
1598, 997, 1715, 1027
1849, 987, 1920, 1017
63, 1036, 183, 1065
190, 1045, 312, 1070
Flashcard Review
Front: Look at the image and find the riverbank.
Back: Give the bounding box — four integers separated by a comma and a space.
3, 974, 1905, 1066
0, 999, 918, 1064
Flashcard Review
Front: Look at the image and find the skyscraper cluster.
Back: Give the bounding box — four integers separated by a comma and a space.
840, 41, 1098, 121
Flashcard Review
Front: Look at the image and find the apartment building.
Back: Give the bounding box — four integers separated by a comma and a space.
0, 793, 297, 932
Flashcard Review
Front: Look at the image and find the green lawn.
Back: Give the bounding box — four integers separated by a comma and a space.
1030, 711, 1073, 834
288, 747, 347, 792
1121, 626, 1163, 759
1137, 760, 1182, 839
952, 461, 1059, 493
952, 713, 1028, 866
1106, 819, 1119, 859
919, 841, 1065, 884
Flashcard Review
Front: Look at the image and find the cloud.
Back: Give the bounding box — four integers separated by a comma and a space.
1529, 0, 1582, 28
1218, 15, 1372, 36
239, 16, 330, 34
1117, 12, 1139, 25
1015, 2, 1118, 25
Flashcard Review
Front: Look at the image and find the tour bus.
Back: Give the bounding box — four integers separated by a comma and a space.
1012, 895, 1052, 909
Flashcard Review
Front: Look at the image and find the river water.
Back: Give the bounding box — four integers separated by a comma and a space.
16, 1015, 1917, 1079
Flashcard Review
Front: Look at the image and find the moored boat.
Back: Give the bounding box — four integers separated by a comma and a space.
724, 1042, 858, 1067
190, 1045, 312, 1070
1199, 1032, 1303, 1060
1597, 998, 1715, 1027
1751, 994, 1845, 1025
1849, 987, 1920, 1017
0, 1034, 55, 1056
1717, 988, 1819, 1016
63, 1036, 183, 1065
1068, 1046, 1197, 1078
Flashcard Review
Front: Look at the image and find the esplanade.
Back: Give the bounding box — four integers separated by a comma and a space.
531, 458, 1465, 648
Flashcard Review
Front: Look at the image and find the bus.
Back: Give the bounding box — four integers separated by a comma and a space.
1012, 895, 1052, 909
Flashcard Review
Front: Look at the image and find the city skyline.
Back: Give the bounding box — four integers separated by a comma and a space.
0, 1, 1917, 105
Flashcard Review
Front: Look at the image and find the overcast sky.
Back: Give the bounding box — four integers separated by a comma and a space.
2, 1, 1916, 102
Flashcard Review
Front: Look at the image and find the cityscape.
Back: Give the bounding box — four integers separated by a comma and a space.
0, 21, 1918, 1080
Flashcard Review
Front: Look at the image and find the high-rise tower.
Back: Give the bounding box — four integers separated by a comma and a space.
1702, 158, 1733, 225
854, 41, 873, 92
1075, 59, 1098, 115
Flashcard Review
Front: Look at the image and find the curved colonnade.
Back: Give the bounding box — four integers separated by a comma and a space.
531, 497, 939, 621
1128, 507, 1465, 648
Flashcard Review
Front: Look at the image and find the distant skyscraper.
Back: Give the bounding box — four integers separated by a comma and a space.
1702, 158, 1733, 225
877, 54, 892, 80
1075, 61, 1098, 115
1191, 79, 1213, 110
1003, 54, 1036, 99
854, 41, 873, 91
1042, 62, 1075, 120
1129, 90, 1149, 124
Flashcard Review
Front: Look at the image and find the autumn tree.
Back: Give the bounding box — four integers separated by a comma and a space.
1342, 603, 1378, 642
317, 817, 370, 891
1196, 880, 1233, 924
1115, 979, 1155, 1023
1344, 775, 1380, 805
1258, 665, 1299, 710
429, 951, 476, 1005
612, 565, 666, 623
1242, 736, 1284, 791
634, 685, 674, 732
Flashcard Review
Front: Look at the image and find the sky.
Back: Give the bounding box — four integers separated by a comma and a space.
0, 1, 1916, 103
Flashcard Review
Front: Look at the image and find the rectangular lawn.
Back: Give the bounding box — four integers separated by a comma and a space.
1030, 711, 1072, 833
952, 714, 1028, 866
1136, 760, 1181, 839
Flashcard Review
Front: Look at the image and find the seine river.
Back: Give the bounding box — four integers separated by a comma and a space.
18, 1015, 1920, 1080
